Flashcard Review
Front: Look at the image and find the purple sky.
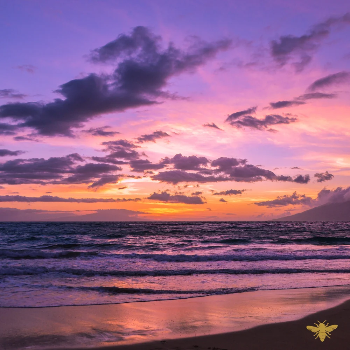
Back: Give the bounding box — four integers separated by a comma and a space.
0, 0, 350, 221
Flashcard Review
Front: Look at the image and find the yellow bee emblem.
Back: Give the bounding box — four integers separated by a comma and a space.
306, 320, 338, 342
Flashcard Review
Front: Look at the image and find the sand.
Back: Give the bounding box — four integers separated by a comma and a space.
1, 286, 350, 350
76, 299, 350, 350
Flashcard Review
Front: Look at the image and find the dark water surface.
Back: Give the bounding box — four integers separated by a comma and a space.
1, 221, 350, 307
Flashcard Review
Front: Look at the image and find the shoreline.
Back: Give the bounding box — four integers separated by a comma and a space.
61, 298, 350, 350
1, 285, 350, 350
2, 283, 350, 309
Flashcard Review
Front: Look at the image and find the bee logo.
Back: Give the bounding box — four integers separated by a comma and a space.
306, 320, 338, 342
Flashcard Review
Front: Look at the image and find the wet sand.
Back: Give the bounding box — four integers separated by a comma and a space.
76, 298, 350, 350
1, 286, 350, 349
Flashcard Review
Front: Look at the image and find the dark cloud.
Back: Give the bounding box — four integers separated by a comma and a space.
0, 153, 123, 188
271, 14, 350, 71
83, 126, 120, 137
101, 139, 141, 160
314, 171, 334, 183
15, 65, 36, 74
296, 92, 336, 100
307, 71, 350, 91
102, 139, 139, 149
276, 174, 310, 184
88, 174, 122, 188
148, 191, 205, 204
91, 156, 127, 165
211, 157, 247, 171
219, 198, 227, 202
257, 186, 350, 209
63, 163, 122, 185
0, 89, 26, 99
203, 123, 223, 130
165, 153, 209, 171
0, 27, 230, 137
136, 130, 170, 143
293, 174, 310, 184
0, 149, 24, 157
191, 191, 202, 195
227, 114, 297, 131
225, 106, 257, 122
0, 195, 140, 203
0, 123, 18, 135
255, 191, 313, 207
269, 100, 305, 109
291, 167, 301, 169
129, 159, 168, 172
152, 155, 300, 184
152, 170, 231, 184
316, 187, 350, 205
213, 189, 245, 195
13, 135, 39, 142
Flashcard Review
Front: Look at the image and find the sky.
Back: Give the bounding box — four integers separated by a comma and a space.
0, 0, 350, 221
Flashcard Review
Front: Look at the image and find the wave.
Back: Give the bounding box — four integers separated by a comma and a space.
110, 252, 350, 262
0, 249, 98, 259
3, 266, 350, 277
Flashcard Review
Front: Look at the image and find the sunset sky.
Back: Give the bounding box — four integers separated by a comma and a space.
1, 0, 350, 220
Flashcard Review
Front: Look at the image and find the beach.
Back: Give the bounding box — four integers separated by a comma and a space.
83, 298, 350, 350
1, 286, 350, 350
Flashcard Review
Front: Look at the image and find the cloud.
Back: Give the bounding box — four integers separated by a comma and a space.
219, 198, 227, 202
148, 191, 205, 204
0, 149, 24, 157
91, 156, 127, 165
314, 171, 334, 182
296, 92, 336, 100
268, 100, 305, 109
268, 92, 335, 110
152, 156, 301, 184
213, 189, 245, 195
225, 106, 257, 122
255, 191, 313, 207
13, 135, 39, 142
0, 89, 26, 99
271, 13, 350, 71
0, 195, 141, 203
15, 65, 36, 74
136, 130, 170, 143
83, 126, 120, 137
0, 153, 123, 187
129, 159, 168, 172
203, 123, 223, 130
151, 170, 231, 184
307, 71, 350, 91
101, 139, 141, 160
316, 187, 350, 205
0, 123, 18, 135
256, 186, 350, 209
211, 157, 247, 171
62, 163, 122, 186
227, 114, 297, 131
276, 174, 310, 184
191, 191, 202, 195
0, 27, 230, 137
162, 153, 209, 171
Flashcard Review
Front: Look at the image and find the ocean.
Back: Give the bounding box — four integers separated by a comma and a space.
1, 221, 350, 308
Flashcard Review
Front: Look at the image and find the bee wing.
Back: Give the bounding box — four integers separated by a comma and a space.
326, 325, 338, 332
307, 326, 319, 333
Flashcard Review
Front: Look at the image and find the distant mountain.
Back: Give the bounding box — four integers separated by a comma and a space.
276, 201, 350, 221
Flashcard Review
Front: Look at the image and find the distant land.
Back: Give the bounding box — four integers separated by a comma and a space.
276, 201, 350, 221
